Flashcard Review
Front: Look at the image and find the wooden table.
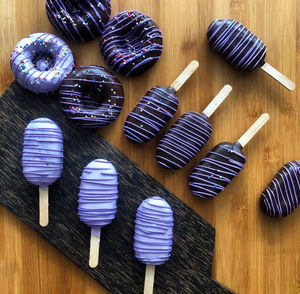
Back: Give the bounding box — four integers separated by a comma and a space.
0, 0, 299, 293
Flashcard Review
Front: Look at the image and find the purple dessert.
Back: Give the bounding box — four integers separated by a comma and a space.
260, 161, 300, 217
207, 19, 267, 71
59, 65, 124, 128
22, 118, 64, 188
100, 10, 163, 76
134, 196, 174, 265
10, 33, 74, 94
46, 0, 111, 42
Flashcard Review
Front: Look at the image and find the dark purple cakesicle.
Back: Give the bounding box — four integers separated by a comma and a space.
156, 112, 212, 170
124, 86, 178, 143
260, 161, 300, 217
46, 0, 111, 42
59, 65, 124, 128
207, 19, 267, 71
189, 142, 246, 199
100, 10, 163, 76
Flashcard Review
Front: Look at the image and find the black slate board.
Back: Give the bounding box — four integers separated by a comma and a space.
0, 81, 235, 294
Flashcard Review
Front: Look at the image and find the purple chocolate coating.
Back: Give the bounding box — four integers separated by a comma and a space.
134, 196, 174, 265
207, 19, 267, 71
59, 65, 124, 128
189, 142, 246, 199
78, 159, 118, 227
46, 0, 111, 42
156, 112, 213, 170
22, 118, 64, 188
260, 161, 300, 217
124, 86, 178, 144
10, 33, 74, 94
100, 10, 163, 76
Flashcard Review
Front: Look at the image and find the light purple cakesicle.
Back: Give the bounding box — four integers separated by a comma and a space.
22, 118, 64, 226
78, 159, 118, 268
134, 196, 174, 293
10, 33, 74, 94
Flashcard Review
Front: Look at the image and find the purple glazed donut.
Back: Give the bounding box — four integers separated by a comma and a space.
46, 0, 111, 42
10, 33, 75, 94
59, 65, 124, 128
100, 10, 163, 76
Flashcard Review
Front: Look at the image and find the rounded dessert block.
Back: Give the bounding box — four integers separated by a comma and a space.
156, 112, 212, 170
46, 0, 111, 42
260, 161, 300, 217
124, 86, 178, 143
189, 142, 246, 199
59, 65, 124, 128
22, 118, 64, 188
78, 159, 119, 227
100, 10, 163, 76
10, 33, 74, 93
134, 196, 174, 266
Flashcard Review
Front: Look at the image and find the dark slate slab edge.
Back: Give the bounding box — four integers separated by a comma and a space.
0, 81, 235, 294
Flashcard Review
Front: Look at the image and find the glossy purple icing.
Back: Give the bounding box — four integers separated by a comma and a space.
207, 19, 267, 71
124, 86, 178, 144
100, 10, 163, 76
189, 142, 246, 198
10, 33, 74, 94
78, 159, 118, 227
22, 118, 64, 188
260, 161, 300, 217
46, 0, 111, 42
134, 196, 174, 265
156, 112, 213, 170
59, 65, 124, 128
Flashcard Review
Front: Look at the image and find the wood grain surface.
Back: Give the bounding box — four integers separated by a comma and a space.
0, 0, 299, 293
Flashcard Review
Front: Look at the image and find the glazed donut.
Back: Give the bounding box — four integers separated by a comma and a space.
10, 33, 74, 94
100, 10, 163, 76
46, 0, 111, 42
59, 65, 124, 128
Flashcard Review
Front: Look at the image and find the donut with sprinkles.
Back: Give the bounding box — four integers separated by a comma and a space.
100, 10, 163, 76
46, 0, 111, 42
59, 65, 124, 128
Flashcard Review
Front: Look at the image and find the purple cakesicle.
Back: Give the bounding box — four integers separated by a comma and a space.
134, 196, 174, 265
189, 113, 270, 199
78, 159, 118, 268
10, 33, 75, 94
124, 60, 199, 144
207, 19, 295, 90
156, 85, 232, 170
260, 161, 300, 217
22, 118, 64, 226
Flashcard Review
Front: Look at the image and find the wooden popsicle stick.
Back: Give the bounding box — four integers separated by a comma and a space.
237, 113, 270, 148
144, 264, 156, 294
202, 84, 232, 118
170, 60, 199, 92
89, 226, 101, 268
39, 186, 49, 227
261, 62, 295, 91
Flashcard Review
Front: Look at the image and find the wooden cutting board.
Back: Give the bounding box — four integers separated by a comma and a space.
0, 81, 235, 294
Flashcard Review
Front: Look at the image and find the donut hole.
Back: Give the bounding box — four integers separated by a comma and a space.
78, 82, 107, 109
32, 51, 55, 71
64, 0, 95, 17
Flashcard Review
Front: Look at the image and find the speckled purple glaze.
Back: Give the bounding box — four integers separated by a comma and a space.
22, 118, 64, 188
189, 142, 246, 199
260, 161, 300, 217
156, 112, 213, 170
134, 196, 174, 265
10, 33, 74, 94
46, 0, 111, 42
207, 19, 267, 71
124, 86, 178, 144
78, 159, 118, 227
100, 10, 163, 76
59, 65, 124, 128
